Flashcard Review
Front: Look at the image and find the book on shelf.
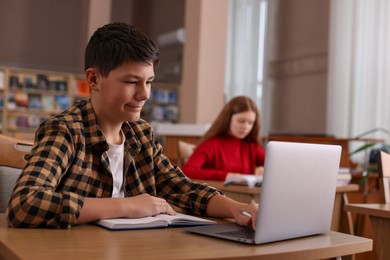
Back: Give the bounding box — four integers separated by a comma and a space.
223, 174, 263, 187
152, 88, 178, 104
9, 76, 20, 89
27, 115, 42, 128
54, 80, 67, 92
48, 81, 58, 91
41, 95, 55, 111
37, 74, 50, 90
152, 105, 165, 121
96, 212, 216, 231
14, 92, 29, 108
75, 79, 90, 96
165, 105, 179, 122
7, 114, 17, 130
22, 74, 36, 89
337, 167, 352, 185
55, 95, 70, 110
28, 94, 42, 109
16, 116, 28, 128
6, 93, 16, 110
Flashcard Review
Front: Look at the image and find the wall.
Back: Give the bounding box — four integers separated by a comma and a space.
0, 0, 88, 73
265, 0, 330, 135
180, 0, 228, 124
0, 0, 332, 132
0, 0, 184, 76
179, 0, 332, 130
111, 0, 185, 84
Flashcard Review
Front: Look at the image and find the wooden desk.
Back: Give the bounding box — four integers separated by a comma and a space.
266, 136, 384, 168
159, 133, 384, 169
195, 180, 359, 232
0, 214, 372, 259
344, 203, 390, 260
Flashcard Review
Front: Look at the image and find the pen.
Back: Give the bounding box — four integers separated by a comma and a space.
239, 210, 252, 218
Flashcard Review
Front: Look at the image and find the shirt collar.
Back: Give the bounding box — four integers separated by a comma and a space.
77, 99, 142, 154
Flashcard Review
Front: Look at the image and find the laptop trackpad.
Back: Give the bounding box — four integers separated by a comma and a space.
184, 223, 255, 244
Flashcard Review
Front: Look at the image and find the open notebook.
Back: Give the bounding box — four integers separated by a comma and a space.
185, 141, 341, 244
97, 213, 216, 230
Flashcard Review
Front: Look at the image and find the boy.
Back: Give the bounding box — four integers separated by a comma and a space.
6, 23, 257, 229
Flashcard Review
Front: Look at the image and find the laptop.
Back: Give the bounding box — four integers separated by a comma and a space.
184, 141, 342, 244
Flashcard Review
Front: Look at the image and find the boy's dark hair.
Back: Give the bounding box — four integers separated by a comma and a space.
84, 22, 160, 77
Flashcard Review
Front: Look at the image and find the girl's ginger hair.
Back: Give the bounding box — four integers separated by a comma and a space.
199, 96, 261, 144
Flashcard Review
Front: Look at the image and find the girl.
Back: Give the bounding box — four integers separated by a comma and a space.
182, 96, 265, 180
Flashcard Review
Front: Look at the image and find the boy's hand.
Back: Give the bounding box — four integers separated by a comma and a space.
123, 194, 176, 218
234, 201, 258, 230
77, 195, 176, 224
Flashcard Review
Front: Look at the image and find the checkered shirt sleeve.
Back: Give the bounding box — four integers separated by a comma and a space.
6, 99, 220, 228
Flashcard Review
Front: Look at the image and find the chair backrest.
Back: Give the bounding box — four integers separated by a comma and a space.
177, 140, 196, 166
0, 134, 33, 212
377, 150, 390, 203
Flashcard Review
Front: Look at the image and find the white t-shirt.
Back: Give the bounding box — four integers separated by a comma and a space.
107, 132, 125, 198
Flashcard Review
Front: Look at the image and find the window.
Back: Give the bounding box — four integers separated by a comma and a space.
225, 0, 268, 113
328, 0, 390, 163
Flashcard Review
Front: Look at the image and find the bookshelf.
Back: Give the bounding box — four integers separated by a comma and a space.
0, 67, 89, 140
0, 67, 179, 140
141, 82, 179, 123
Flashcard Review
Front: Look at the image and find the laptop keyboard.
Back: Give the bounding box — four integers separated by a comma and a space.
217, 227, 255, 239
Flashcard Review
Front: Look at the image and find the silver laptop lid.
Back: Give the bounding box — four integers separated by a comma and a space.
255, 141, 341, 244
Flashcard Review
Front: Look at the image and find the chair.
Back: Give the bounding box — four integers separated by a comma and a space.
343, 151, 390, 228
377, 150, 390, 203
342, 150, 390, 260
0, 134, 33, 212
177, 140, 196, 166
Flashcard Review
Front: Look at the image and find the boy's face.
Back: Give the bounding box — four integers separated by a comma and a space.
92, 61, 154, 123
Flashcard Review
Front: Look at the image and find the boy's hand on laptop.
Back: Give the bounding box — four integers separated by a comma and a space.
236, 202, 258, 230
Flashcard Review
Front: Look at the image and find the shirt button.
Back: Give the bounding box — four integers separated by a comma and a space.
126, 191, 131, 196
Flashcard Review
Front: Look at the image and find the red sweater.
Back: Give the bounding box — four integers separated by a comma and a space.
181, 134, 265, 181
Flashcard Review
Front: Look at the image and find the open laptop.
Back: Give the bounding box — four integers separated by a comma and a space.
184, 141, 342, 244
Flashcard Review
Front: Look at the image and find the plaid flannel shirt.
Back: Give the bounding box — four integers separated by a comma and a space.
6, 99, 219, 228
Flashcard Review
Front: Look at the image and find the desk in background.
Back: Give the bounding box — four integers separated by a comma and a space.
154, 128, 384, 169
344, 203, 390, 260
195, 180, 359, 233
265, 135, 384, 168
0, 214, 372, 259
